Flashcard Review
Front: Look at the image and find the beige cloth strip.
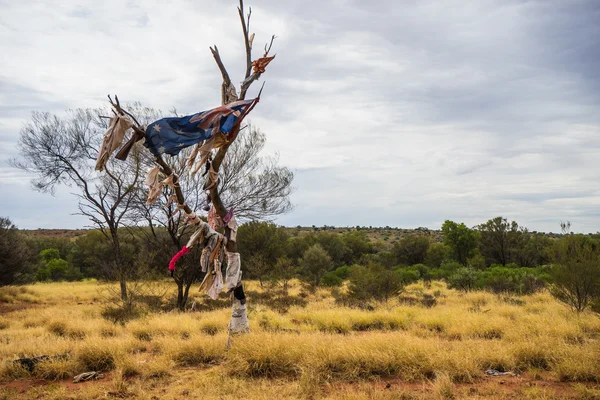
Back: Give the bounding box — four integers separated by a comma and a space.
95, 116, 133, 171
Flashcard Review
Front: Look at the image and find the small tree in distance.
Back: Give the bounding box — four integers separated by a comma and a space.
0, 217, 34, 285
441, 220, 478, 265
300, 244, 332, 287
550, 234, 600, 312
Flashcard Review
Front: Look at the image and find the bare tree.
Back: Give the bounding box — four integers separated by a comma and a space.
101, 0, 281, 333
11, 107, 149, 300
220, 125, 293, 221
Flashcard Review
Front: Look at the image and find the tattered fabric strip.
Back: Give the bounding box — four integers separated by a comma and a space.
206, 260, 224, 300
203, 164, 219, 191
95, 115, 133, 171
207, 206, 223, 231
145, 166, 162, 205
227, 214, 238, 243
189, 132, 229, 176
252, 55, 276, 74
225, 252, 242, 292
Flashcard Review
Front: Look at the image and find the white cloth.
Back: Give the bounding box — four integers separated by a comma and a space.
227, 215, 238, 242
225, 252, 242, 292
206, 260, 224, 300
229, 298, 250, 334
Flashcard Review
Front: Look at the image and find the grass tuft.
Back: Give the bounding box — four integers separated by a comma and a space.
76, 344, 117, 372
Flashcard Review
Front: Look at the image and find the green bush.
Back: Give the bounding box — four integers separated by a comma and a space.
549, 235, 600, 312
348, 263, 403, 302
448, 267, 479, 291
36, 249, 83, 282
430, 261, 462, 280
477, 267, 544, 294
333, 265, 351, 280
395, 267, 420, 284
321, 272, 343, 287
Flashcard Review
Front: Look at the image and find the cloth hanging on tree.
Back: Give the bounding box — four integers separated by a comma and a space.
95, 115, 133, 171
203, 164, 219, 191
223, 208, 234, 224
206, 260, 224, 300
227, 214, 238, 242
145, 166, 162, 205
198, 265, 215, 295
252, 56, 276, 74
169, 219, 226, 273
225, 252, 242, 292
229, 297, 250, 334
145, 99, 257, 156
207, 206, 223, 231
187, 132, 229, 175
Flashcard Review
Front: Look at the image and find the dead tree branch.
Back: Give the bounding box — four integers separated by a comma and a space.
238, 0, 252, 80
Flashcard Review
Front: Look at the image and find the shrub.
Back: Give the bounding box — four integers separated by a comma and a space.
433, 261, 463, 280
172, 339, 224, 366
333, 265, 351, 280
101, 305, 144, 325
321, 272, 343, 287
448, 268, 479, 292
478, 267, 544, 294
549, 235, 600, 312
348, 263, 403, 302
77, 345, 116, 372
300, 244, 332, 287
395, 267, 420, 284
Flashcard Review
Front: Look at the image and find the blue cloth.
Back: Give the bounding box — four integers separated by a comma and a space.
145, 99, 255, 156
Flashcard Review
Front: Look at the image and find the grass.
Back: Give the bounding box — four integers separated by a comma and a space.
0, 280, 600, 399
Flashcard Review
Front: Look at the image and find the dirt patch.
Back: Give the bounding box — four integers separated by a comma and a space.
0, 303, 34, 314
324, 372, 591, 399
1, 373, 112, 393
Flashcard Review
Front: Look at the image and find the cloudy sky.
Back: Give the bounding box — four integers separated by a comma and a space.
1, 0, 599, 232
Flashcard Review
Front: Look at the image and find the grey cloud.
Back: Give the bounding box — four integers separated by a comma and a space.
0, 0, 599, 233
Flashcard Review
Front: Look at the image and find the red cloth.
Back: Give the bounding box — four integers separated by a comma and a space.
169, 245, 190, 272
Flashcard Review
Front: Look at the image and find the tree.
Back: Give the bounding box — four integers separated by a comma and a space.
12, 108, 146, 300
131, 126, 293, 309
348, 263, 403, 303
392, 235, 430, 266
237, 222, 288, 286
270, 256, 297, 290
424, 242, 449, 268
69, 230, 114, 278
341, 231, 374, 265
448, 267, 478, 292
131, 0, 280, 333
478, 217, 528, 266
441, 220, 478, 265
314, 232, 350, 267
36, 248, 83, 281
300, 244, 332, 287
219, 126, 293, 220
0, 217, 34, 285
513, 234, 552, 268
549, 235, 600, 312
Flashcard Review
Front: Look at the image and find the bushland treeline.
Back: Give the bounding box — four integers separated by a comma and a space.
2, 216, 600, 312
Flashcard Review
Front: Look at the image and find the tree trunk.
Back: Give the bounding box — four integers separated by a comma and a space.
119, 279, 128, 302
183, 280, 193, 309
176, 282, 184, 311
111, 227, 128, 301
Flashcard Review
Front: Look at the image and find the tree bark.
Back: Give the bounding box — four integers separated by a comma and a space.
110, 226, 128, 301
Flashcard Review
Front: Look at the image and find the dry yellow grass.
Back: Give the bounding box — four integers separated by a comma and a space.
1, 281, 600, 399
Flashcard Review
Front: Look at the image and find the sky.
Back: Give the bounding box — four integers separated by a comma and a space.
0, 0, 599, 233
